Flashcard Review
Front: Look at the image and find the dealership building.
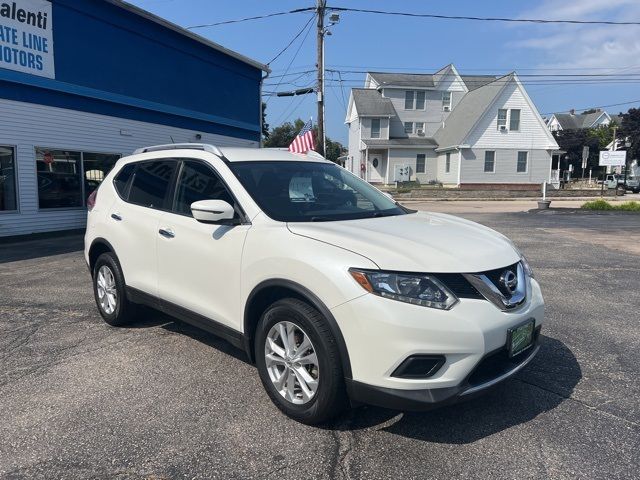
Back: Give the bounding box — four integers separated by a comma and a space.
0, 0, 268, 237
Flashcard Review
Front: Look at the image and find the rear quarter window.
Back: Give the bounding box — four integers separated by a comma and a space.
113, 163, 135, 199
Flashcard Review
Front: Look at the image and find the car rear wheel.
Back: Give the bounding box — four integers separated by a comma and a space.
93, 252, 136, 326
255, 298, 347, 424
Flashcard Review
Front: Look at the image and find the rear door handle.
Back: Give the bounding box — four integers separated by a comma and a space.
158, 228, 175, 239
111, 213, 122, 221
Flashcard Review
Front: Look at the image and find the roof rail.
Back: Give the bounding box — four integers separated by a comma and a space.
133, 143, 224, 157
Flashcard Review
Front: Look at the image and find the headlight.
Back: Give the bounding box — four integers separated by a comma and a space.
349, 269, 458, 310
519, 253, 534, 278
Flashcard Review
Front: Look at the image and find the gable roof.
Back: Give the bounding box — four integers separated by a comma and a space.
351, 89, 397, 117
552, 111, 610, 130
434, 75, 510, 147
368, 72, 434, 88
460, 75, 499, 91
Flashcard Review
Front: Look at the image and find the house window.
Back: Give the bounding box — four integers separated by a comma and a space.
445, 152, 451, 173
36, 148, 120, 209
0, 146, 17, 211
404, 90, 425, 110
442, 92, 452, 111
404, 91, 415, 110
497, 109, 508, 130
484, 151, 496, 172
416, 154, 426, 173
404, 122, 414, 134
371, 118, 381, 138
415, 122, 425, 134
510, 109, 521, 131
517, 151, 528, 173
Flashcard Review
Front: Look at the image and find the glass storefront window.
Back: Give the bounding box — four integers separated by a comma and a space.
0, 146, 17, 211
83, 152, 120, 197
36, 149, 120, 209
36, 149, 83, 209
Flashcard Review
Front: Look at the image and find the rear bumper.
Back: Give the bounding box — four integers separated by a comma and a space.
346, 335, 541, 411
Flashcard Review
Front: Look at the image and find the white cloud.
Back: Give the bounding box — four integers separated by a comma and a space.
514, 0, 640, 71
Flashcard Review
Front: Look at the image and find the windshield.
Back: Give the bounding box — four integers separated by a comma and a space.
229, 161, 407, 222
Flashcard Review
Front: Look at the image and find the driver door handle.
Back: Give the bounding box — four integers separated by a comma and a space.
158, 228, 175, 239
111, 213, 122, 221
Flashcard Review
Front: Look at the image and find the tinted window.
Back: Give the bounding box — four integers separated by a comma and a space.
36, 149, 83, 209
0, 146, 17, 211
128, 160, 176, 209
113, 163, 135, 198
174, 161, 234, 216
84, 152, 120, 197
230, 161, 406, 222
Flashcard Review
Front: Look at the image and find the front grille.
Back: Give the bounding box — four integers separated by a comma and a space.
466, 326, 541, 387
481, 262, 519, 297
434, 273, 483, 299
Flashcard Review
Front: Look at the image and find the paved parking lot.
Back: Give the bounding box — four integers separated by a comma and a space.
1, 206, 639, 479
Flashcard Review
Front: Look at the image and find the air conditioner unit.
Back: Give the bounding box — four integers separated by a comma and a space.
416, 129, 425, 136
443, 106, 450, 112
500, 125, 508, 132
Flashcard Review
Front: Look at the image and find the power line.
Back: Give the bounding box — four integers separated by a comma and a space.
543, 100, 640, 115
186, 8, 314, 29
268, 14, 317, 65
328, 6, 640, 26
266, 13, 316, 105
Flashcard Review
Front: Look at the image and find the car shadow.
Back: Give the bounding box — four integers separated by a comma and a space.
324, 335, 581, 444
123, 307, 252, 366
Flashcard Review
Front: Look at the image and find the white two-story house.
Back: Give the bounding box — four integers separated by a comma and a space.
345, 64, 559, 187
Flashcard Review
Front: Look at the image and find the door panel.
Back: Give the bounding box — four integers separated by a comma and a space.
157, 213, 250, 329
156, 159, 249, 330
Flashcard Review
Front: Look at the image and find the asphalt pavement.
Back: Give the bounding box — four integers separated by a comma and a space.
1, 207, 639, 479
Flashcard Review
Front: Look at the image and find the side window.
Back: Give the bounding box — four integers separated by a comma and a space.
128, 160, 176, 209
113, 163, 135, 199
174, 160, 234, 216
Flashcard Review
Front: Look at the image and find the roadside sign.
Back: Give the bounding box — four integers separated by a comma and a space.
599, 151, 626, 166
582, 146, 589, 169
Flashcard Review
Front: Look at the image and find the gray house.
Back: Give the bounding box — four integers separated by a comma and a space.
345, 65, 559, 187
546, 109, 619, 132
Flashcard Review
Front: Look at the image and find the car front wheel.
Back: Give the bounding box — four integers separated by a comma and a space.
255, 298, 347, 424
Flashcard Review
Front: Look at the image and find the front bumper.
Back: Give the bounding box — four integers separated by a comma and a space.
331, 277, 545, 409
346, 335, 540, 411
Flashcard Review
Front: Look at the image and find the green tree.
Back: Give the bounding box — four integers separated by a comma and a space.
261, 103, 270, 140
263, 118, 345, 163
587, 123, 615, 150
552, 128, 601, 174
620, 108, 640, 161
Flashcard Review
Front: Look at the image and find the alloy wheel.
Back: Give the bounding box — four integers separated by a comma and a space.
97, 265, 117, 315
264, 321, 319, 404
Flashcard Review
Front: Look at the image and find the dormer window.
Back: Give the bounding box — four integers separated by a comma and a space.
371, 118, 381, 138
442, 92, 452, 111
404, 90, 425, 110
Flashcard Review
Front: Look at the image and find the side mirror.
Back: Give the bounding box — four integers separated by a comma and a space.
191, 200, 237, 225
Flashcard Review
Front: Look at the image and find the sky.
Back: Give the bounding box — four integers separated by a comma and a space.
129, 0, 640, 144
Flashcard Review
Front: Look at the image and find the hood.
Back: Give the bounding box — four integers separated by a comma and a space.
287, 212, 520, 273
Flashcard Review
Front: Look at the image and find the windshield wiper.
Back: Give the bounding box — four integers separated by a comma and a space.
310, 216, 335, 222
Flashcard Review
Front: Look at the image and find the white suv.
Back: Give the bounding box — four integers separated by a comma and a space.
85, 144, 544, 424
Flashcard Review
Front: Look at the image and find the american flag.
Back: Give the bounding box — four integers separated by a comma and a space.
288, 118, 315, 154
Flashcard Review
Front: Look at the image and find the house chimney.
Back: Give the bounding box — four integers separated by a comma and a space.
570, 109, 575, 115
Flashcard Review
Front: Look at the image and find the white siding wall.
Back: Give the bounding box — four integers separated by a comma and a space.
436, 152, 459, 185
382, 88, 451, 137
346, 119, 361, 175
0, 98, 256, 237
360, 117, 389, 140
465, 82, 557, 150
460, 148, 551, 184
387, 148, 437, 184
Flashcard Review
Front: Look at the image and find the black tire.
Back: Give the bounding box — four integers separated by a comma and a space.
92, 252, 136, 326
255, 298, 348, 424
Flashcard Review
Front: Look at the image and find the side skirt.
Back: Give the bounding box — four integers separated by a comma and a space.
125, 286, 247, 353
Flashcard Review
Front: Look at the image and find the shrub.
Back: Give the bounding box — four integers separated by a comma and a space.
581, 199, 640, 211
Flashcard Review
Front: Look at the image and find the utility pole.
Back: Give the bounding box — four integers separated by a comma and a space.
316, 0, 326, 157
